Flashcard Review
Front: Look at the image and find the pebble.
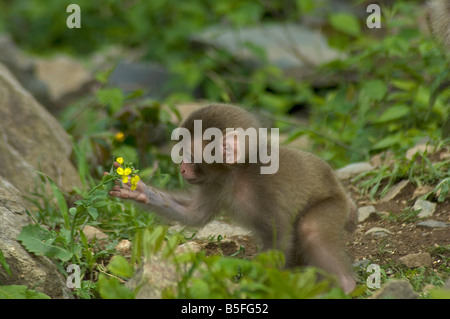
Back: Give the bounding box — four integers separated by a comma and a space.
399, 252, 432, 268
358, 205, 377, 222
416, 219, 448, 228
413, 199, 436, 218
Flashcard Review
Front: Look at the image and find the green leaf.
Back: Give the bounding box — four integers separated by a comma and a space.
97, 88, 124, 114
0, 248, 12, 276
297, 0, 314, 13
143, 226, 167, 254
97, 275, 134, 299
374, 105, 410, 123
330, 13, 361, 36
0, 285, 51, 299
371, 133, 402, 150
108, 255, 134, 279
69, 207, 77, 216
428, 288, 450, 299
35, 172, 70, 229
87, 207, 99, 220
17, 224, 72, 262
360, 80, 388, 103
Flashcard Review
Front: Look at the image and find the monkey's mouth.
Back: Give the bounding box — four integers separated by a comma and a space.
184, 177, 202, 184
183, 174, 207, 185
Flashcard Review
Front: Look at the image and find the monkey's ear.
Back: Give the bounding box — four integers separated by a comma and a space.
223, 131, 242, 164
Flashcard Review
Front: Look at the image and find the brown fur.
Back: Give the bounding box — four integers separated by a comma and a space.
109, 104, 358, 293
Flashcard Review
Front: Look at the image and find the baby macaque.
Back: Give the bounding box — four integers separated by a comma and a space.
108, 104, 358, 293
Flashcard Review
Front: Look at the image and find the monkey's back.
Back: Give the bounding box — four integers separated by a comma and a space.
262, 146, 348, 218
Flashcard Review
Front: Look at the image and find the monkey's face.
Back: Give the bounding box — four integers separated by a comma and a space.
180, 162, 205, 184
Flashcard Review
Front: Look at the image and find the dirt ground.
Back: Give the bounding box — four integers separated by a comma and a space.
344, 179, 449, 274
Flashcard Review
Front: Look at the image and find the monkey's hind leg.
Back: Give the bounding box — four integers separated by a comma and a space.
296, 198, 356, 294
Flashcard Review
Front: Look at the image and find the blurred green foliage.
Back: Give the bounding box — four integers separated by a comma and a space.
1, 0, 448, 167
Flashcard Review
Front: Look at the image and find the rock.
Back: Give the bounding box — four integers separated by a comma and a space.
109, 61, 171, 99
0, 178, 72, 299
444, 278, 450, 290
370, 279, 419, 299
335, 162, 374, 180
171, 220, 253, 240
127, 252, 179, 299
406, 144, 435, 160
369, 151, 395, 168
412, 185, 434, 199
380, 180, 409, 203
196, 220, 253, 239
0, 63, 82, 199
35, 55, 93, 106
126, 240, 206, 299
175, 241, 203, 254
82, 226, 108, 248
364, 227, 393, 238
413, 199, 436, 218
115, 240, 132, 256
0, 35, 51, 108
352, 259, 371, 269
191, 23, 343, 76
358, 206, 377, 222
399, 252, 432, 268
417, 220, 448, 228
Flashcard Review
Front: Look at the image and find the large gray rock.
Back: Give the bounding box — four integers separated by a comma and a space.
35, 55, 93, 106
191, 23, 343, 72
0, 179, 72, 298
0, 62, 82, 196
0, 35, 51, 108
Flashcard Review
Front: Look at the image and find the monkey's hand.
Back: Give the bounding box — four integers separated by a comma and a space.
105, 162, 149, 204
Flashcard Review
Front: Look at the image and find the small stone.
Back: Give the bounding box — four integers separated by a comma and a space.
82, 225, 108, 242
365, 227, 393, 238
380, 180, 409, 203
115, 239, 132, 256
413, 199, 436, 218
399, 252, 432, 268
358, 206, 377, 222
417, 220, 448, 228
412, 186, 434, 199
335, 162, 374, 180
352, 259, 371, 268
175, 241, 203, 254
406, 144, 434, 160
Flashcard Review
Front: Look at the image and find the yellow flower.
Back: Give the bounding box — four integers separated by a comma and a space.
115, 132, 125, 142
116, 157, 124, 165
130, 175, 140, 190
117, 166, 131, 185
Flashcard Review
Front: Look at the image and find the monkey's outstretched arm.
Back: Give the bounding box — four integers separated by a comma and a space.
142, 185, 213, 226
108, 172, 213, 227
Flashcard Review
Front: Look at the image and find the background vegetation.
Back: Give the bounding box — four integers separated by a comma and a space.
0, 0, 448, 299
